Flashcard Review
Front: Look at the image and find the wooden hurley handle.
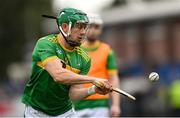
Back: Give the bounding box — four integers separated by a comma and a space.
112, 88, 136, 101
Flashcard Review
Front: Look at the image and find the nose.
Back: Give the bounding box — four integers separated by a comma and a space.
80, 28, 86, 35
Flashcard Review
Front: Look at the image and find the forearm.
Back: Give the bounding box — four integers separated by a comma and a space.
45, 59, 96, 85
54, 69, 95, 84
69, 85, 96, 101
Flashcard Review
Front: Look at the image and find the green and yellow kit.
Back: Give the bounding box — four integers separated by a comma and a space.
22, 34, 91, 116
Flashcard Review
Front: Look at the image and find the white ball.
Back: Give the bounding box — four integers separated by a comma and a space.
149, 72, 159, 82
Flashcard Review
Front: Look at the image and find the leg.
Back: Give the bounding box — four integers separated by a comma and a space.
24, 105, 77, 118
75, 109, 92, 117
90, 107, 109, 117
24, 106, 48, 117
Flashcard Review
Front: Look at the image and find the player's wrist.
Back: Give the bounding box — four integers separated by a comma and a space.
84, 76, 96, 84
92, 79, 103, 88
87, 85, 96, 95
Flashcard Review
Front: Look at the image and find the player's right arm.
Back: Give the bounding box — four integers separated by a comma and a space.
35, 37, 111, 90
44, 58, 110, 87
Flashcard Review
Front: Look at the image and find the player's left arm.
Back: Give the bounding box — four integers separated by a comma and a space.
107, 49, 121, 117
69, 84, 91, 101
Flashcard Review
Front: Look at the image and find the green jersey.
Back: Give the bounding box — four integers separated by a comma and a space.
22, 34, 91, 116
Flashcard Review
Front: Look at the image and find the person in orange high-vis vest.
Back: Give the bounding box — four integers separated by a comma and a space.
74, 13, 121, 117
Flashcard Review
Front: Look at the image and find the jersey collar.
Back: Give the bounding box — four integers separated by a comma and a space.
57, 34, 76, 52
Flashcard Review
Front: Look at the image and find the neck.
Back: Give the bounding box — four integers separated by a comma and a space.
57, 33, 74, 50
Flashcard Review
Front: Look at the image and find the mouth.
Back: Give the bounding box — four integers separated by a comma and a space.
78, 36, 83, 41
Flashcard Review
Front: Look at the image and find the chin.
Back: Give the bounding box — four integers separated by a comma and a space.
74, 42, 82, 47
88, 38, 96, 42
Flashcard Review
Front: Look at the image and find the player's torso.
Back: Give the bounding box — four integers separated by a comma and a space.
22, 34, 88, 115
36, 34, 84, 73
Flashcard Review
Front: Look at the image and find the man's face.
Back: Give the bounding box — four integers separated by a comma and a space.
87, 24, 102, 42
68, 23, 89, 46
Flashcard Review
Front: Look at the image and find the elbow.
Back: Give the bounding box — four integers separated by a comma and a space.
53, 70, 68, 84
53, 76, 60, 82
53, 69, 73, 85
53, 76, 67, 84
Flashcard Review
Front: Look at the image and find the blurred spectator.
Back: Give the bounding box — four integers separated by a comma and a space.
169, 80, 180, 116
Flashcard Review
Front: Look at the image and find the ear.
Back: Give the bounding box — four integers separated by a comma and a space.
61, 23, 69, 33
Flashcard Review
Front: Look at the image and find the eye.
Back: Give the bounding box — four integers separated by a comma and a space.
75, 23, 89, 30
